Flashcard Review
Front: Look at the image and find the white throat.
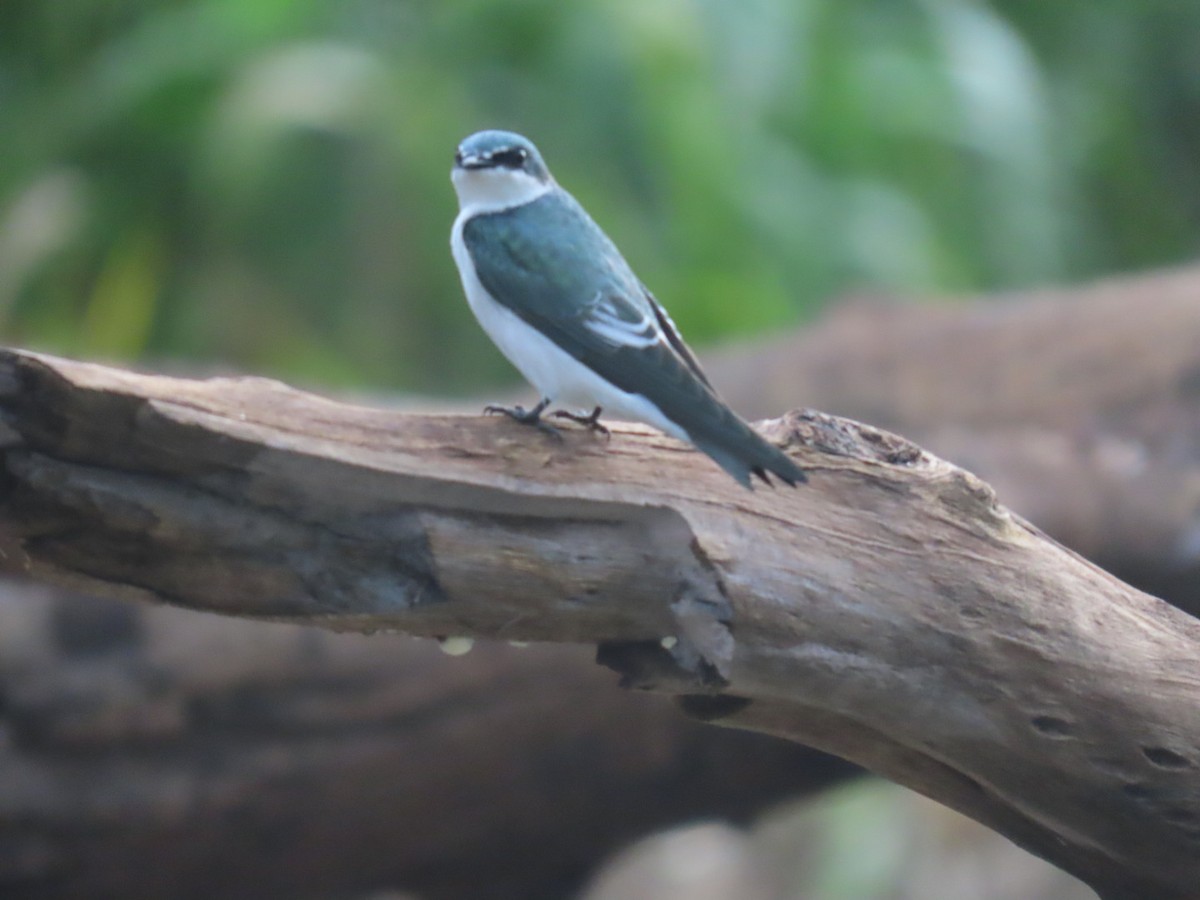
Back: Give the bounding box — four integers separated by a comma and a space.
452, 167, 552, 216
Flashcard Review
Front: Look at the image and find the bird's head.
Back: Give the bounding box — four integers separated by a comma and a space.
452, 130, 554, 212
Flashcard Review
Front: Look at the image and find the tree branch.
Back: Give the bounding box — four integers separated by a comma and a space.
705, 264, 1200, 612
1, 347, 1198, 899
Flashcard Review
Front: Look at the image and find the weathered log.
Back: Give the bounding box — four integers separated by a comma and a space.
0, 348, 1196, 899
706, 265, 1200, 612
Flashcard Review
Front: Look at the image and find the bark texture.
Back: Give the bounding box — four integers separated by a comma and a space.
0, 346, 1197, 899
705, 265, 1200, 612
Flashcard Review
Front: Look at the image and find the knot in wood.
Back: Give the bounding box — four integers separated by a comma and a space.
768, 408, 927, 466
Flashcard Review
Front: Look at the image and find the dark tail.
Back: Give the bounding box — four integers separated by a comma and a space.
688, 409, 807, 490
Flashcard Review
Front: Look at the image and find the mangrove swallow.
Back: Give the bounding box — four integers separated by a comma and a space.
450, 129, 806, 489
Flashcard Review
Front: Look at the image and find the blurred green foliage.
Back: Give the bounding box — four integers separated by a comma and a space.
1, 0, 1198, 394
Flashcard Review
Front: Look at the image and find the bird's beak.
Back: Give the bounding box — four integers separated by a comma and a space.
455, 151, 490, 170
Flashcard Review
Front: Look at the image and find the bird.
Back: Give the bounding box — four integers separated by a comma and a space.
449, 129, 806, 489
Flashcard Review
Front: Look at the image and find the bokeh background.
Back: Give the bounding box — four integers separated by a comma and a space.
2, 2, 1198, 898
2, 0, 1199, 395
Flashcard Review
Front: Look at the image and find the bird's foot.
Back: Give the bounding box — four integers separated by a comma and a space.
551, 406, 610, 439
484, 399, 562, 440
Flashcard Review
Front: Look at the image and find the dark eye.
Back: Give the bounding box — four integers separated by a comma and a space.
492, 147, 528, 169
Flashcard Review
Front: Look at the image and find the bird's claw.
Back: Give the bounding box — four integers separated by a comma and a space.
551, 406, 610, 440
483, 403, 563, 440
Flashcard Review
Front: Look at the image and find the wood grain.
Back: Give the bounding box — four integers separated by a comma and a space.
1, 347, 1197, 899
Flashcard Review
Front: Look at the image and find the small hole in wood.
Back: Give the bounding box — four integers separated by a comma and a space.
1030, 715, 1073, 738
1142, 746, 1193, 769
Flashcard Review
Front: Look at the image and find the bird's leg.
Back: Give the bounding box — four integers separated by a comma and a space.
484, 397, 563, 439
552, 405, 610, 438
